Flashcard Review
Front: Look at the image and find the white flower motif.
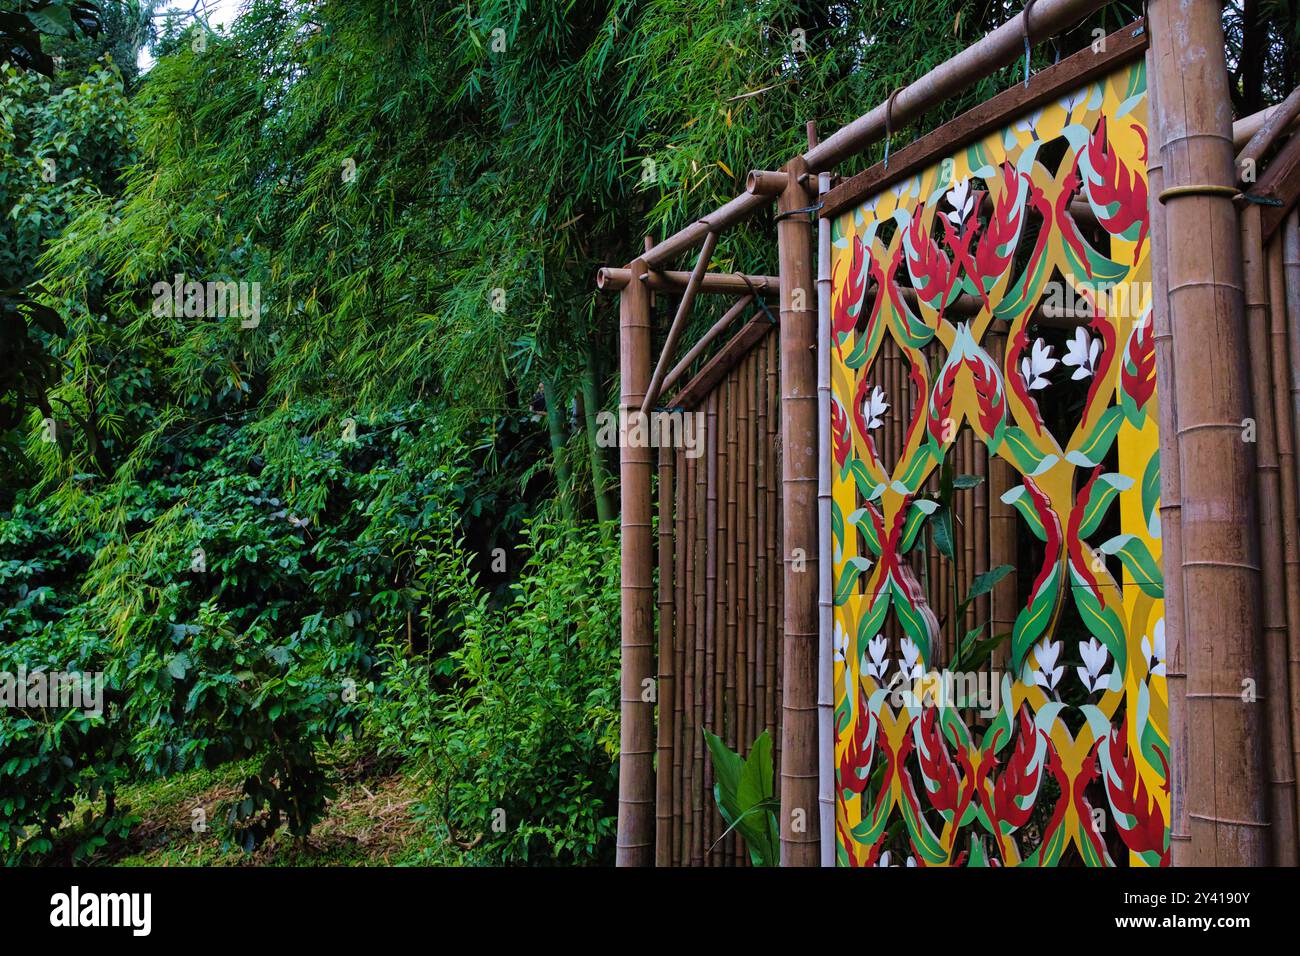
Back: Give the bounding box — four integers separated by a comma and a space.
833, 620, 849, 664
1020, 337, 1057, 391
900, 637, 923, 681
1014, 108, 1046, 138
905, 855, 917, 867
877, 850, 892, 867
1057, 87, 1090, 118
866, 632, 889, 680
1062, 327, 1101, 381
1032, 637, 1064, 691
1076, 637, 1112, 693
944, 177, 976, 229
864, 385, 889, 431
1142, 618, 1166, 678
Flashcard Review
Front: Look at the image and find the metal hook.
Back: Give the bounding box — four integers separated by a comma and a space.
883, 86, 904, 170
1022, 0, 1039, 88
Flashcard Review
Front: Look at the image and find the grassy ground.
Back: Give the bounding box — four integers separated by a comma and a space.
50, 744, 462, 866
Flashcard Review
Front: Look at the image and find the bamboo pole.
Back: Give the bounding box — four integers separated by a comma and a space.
643, 232, 720, 416
747, 352, 760, 751
1284, 211, 1300, 830
655, 443, 677, 866
756, 335, 770, 739
816, 169, 835, 866
1236, 85, 1300, 184
1268, 235, 1300, 848
770, 331, 784, 771
617, 261, 655, 866
673, 446, 687, 865
1150, 0, 1267, 866
597, 267, 779, 295
778, 154, 820, 866
723, 369, 739, 864
738, 357, 754, 754
1146, 44, 1189, 866
692, 417, 707, 866
704, 388, 719, 863
1241, 205, 1298, 864
985, 331, 1017, 671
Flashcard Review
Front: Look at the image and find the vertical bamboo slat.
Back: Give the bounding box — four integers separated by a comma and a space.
692, 416, 707, 866
1284, 211, 1300, 828
704, 389, 719, 862
655, 444, 676, 866
817, 169, 836, 865
617, 261, 655, 866
681, 444, 691, 863
1241, 206, 1298, 864
756, 335, 770, 739
1150, 0, 1267, 866
1269, 229, 1300, 846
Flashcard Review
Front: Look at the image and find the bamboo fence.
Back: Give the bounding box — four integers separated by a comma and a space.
608, 0, 1300, 866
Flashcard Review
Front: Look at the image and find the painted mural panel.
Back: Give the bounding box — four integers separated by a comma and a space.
829, 60, 1167, 866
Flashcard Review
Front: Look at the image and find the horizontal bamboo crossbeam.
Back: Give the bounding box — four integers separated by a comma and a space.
597, 267, 780, 294
822, 20, 1146, 219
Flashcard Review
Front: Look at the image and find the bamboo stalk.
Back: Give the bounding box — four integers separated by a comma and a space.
984, 330, 1018, 672
777, 155, 819, 866
816, 169, 835, 866
1241, 205, 1298, 864
973, 434, 989, 634
756, 335, 770, 739
739, 357, 754, 755
704, 388, 719, 863
673, 446, 687, 865
1270, 229, 1300, 848
1284, 210, 1300, 833
661, 295, 756, 399
582, 345, 615, 525
723, 369, 739, 865
655, 444, 676, 866
770, 333, 783, 771
617, 262, 655, 866
1150, 0, 1267, 866
692, 417, 707, 866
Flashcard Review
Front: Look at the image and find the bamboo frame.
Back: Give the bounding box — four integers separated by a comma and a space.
1150, 0, 1267, 866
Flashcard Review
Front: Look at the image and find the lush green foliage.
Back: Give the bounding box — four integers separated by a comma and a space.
0, 0, 1188, 866
373, 519, 619, 865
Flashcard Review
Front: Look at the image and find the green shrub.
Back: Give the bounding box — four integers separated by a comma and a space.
373, 518, 619, 865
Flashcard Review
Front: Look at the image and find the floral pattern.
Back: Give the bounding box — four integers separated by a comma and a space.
829, 61, 1168, 867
